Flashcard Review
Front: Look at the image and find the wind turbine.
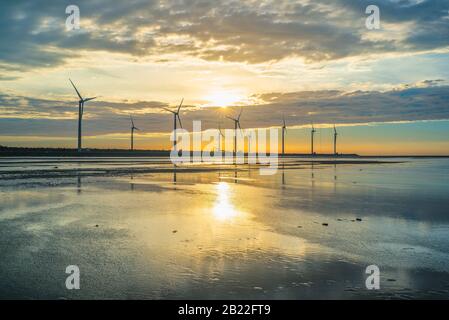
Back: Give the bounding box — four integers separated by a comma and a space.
218, 122, 225, 154
226, 108, 243, 155
69, 79, 97, 152
163, 98, 184, 152
130, 115, 140, 151
333, 124, 338, 155
281, 116, 287, 157
311, 124, 316, 155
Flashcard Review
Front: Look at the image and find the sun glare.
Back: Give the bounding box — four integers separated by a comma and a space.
205, 90, 244, 108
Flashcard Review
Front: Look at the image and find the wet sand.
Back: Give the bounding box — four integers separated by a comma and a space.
0, 157, 448, 299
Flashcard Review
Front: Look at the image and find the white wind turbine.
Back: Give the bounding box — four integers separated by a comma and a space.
226, 108, 243, 155
218, 122, 225, 154
130, 115, 140, 151
163, 98, 184, 152
311, 123, 316, 155
69, 79, 97, 152
333, 124, 338, 155
282, 115, 287, 156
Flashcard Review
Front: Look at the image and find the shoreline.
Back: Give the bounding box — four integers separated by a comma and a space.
0, 159, 404, 180
1, 147, 448, 158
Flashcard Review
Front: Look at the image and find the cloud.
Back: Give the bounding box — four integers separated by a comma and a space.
1, 81, 448, 136
1, 0, 449, 70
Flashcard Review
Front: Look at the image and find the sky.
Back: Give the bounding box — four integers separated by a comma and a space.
1, 0, 449, 155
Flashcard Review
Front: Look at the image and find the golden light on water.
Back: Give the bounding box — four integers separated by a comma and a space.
213, 182, 240, 221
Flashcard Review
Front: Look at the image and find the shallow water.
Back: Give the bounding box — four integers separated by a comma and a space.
0, 157, 448, 299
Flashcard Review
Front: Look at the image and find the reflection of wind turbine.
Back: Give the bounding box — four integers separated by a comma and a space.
173, 165, 177, 185
282, 116, 287, 156
311, 124, 316, 155
226, 108, 243, 155
163, 99, 184, 152
69, 79, 97, 152
130, 115, 140, 151
77, 173, 82, 194
333, 124, 338, 155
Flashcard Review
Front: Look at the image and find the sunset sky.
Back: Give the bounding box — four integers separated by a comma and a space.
1, 0, 449, 155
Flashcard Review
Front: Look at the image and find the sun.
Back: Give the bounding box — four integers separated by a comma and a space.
204, 90, 244, 108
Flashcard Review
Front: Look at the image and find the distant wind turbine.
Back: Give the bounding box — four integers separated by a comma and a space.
281, 116, 287, 156
163, 98, 184, 151
333, 124, 338, 155
226, 108, 243, 155
130, 115, 140, 151
69, 79, 97, 152
311, 124, 316, 155
218, 122, 224, 154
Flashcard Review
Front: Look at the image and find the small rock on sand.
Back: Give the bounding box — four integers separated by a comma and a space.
356, 218, 362, 221
322, 223, 329, 226
172, 230, 178, 233
95, 224, 99, 227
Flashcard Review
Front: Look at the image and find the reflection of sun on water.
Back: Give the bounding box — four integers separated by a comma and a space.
209, 182, 310, 257
213, 182, 240, 221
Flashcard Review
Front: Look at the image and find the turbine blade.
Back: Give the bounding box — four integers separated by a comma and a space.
226, 116, 235, 121
130, 115, 134, 127
177, 114, 183, 129
84, 97, 97, 102
163, 107, 176, 114
238, 107, 243, 120
177, 98, 184, 113
238, 122, 243, 133
69, 79, 83, 100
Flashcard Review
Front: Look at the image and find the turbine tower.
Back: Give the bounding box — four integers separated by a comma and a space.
226, 108, 243, 155
163, 99, 184, 152
282, 116, 287, 156
311, 124, 316, 155
130, 115, 140, 151
333, 125, 338, 155
69, 79, 97, 152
